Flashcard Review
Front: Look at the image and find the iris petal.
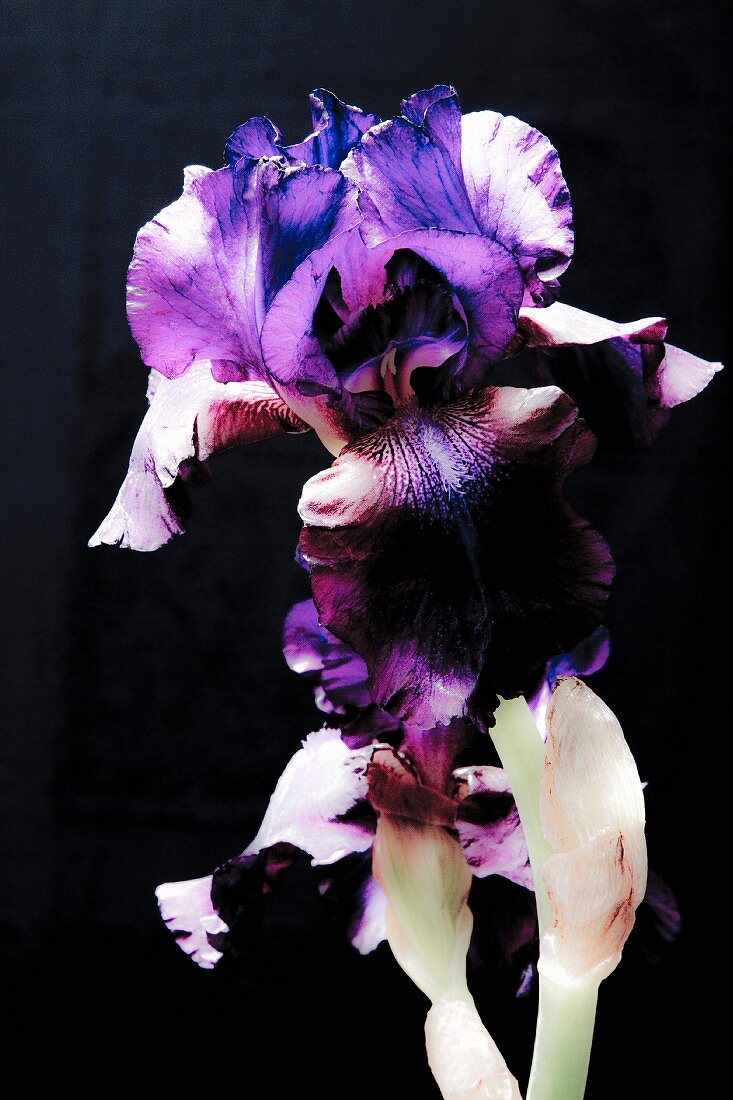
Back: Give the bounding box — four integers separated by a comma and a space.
89, 364, 307, 551
454, 766, 533, 889
127, 159, 360, 382
282, 598, 372, 714
299, 386, 612, 729
519, 301, 722, 449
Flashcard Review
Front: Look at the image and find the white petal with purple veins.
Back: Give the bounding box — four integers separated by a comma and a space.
89, 364, 306, 552
155, 875, 227, 970
246, 728, 378, 866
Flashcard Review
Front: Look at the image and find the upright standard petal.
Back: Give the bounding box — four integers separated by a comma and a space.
519, 301, 722, 449
89, 364, 307, 551
460, 110, 573, 301
299, 387, 612, 729
346, 89, 572, 306
285, 89, 380, 168
263, 228, 524, 454
127, 159, 361, 382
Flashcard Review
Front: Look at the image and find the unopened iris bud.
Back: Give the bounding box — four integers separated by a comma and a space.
538, 677, 647, 987
373, 813, 521, 1098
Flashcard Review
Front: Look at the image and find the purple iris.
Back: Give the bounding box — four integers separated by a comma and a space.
90, 86, 720, 733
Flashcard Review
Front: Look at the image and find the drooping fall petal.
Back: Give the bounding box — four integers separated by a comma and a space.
155, 875, 228, 970
518, 301, 721, 449
299, 387, 612, 728
89, 364, 307, 551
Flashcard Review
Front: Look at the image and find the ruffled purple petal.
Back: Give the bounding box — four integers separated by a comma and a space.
89, 365, 307, 551
261, 228, 401, 453
461, 111, 573, 302
454, 766, 532, 889
299, 387, 612, 729
345, 91, 572, 305
286, 89, 380, 168
155, 875, 228, 969
224, 116, 284, 166
519, 302, 722, 449
263, 229, 524, 451
400, 85, 458, 128
343, 110, 477, 238
244, 728, 377, 865
282, 598, 372, 714
127, 160, 360, 382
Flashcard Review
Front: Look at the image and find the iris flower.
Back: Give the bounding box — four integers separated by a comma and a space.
92, 86, 718, 1098
91, 84, 718, 733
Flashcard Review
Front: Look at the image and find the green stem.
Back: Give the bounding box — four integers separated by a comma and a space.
526, 977, 598, 1100
489, 696, 552, 932
490, 696, 598, 1100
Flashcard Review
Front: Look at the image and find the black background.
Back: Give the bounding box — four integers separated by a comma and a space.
1, 1, 728, 1094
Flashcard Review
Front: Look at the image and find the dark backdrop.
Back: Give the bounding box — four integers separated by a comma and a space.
1, 1, 728, 1094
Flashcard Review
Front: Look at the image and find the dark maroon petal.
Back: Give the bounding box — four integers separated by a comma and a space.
89, 366, 307, 552
519, 302, 721, 449
299, 387, 612, 729
286, 89, 380, 168
282, 598, 372, 714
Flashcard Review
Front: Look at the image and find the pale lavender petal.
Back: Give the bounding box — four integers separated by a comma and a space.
655, 343, 723, 408
461, 111, 574, 301
89, 364, 307, 551
155, 875, 228, 970
518, 302, 667, 348
300, 387, 612, 729
282, 599, 372, 714
245, 728, 378, 865
454, 766, 533, 889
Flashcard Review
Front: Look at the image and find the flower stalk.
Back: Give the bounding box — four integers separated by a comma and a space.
489, 683, 646, 1100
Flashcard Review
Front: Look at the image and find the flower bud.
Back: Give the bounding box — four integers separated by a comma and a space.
538, 677, 647, 986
